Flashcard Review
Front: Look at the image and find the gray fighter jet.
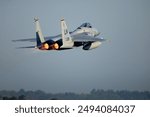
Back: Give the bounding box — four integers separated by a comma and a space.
14, 18, 106, 50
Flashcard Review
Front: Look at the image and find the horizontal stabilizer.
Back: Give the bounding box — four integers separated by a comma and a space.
16, 46, 35, 49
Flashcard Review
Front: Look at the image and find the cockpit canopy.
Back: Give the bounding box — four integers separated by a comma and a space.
77, 23, 92, 29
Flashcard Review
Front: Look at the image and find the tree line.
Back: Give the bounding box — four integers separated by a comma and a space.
0, 89, 150, 100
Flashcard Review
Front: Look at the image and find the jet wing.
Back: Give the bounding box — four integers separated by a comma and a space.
16, 46, 36, 49
12, 38, 36, 42
12, 34, 61, 42
72, 33, 106, 42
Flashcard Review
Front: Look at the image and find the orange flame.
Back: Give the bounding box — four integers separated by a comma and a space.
40, 43, 59, 50
53, 43, 59, 50
40, 43, 49, 50
43, 43, 49, 50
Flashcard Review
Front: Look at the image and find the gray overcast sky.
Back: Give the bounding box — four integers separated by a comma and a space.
0, 0, 150, 93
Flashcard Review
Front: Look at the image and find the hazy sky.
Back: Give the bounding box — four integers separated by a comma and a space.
0, 0, 150, 93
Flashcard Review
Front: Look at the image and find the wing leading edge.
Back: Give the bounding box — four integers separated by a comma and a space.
72, 33, 106, 42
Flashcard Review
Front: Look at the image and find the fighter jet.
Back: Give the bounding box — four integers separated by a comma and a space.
14, 18, 106, 50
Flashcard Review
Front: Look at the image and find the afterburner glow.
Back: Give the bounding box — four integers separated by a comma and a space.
43, 43, 49, 50
53, 43, 59, 50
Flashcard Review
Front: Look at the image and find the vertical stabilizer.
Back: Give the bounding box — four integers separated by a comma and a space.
60, 19, 73, 48
34, 18, 45, 46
